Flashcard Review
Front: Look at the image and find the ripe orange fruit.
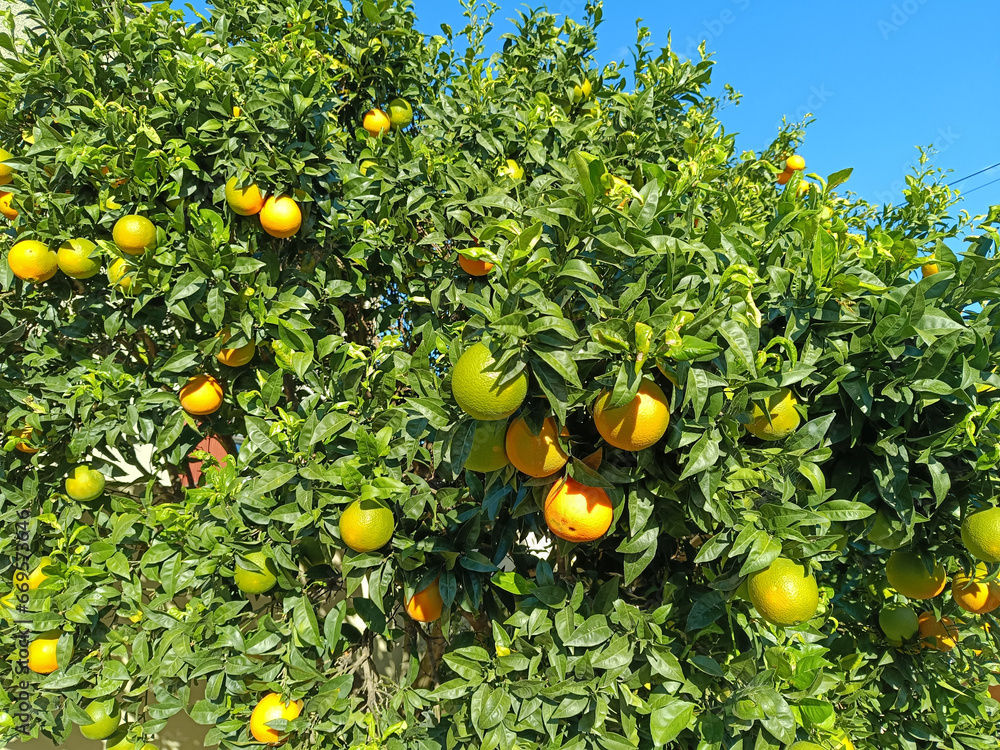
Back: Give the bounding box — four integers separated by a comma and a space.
786, 154, 806, 171
921, 263, 939, 277
952, 564, 1000, 614
543, 476, 613, 543
886, 550, 947, 600
406, 577, 444, 622
776, 169, 793, 186
0, 191, 18, 219
179, 374, 224, 416
107, 258, 140, 294
363, 108, 391, 137
225, 176, 265, 216
459, 255, 494, 276
918, 611, 959, 651
249, 692, 302, 744
233, 550, 279, 595
12, 425, 39, 453
464, 420, 510, 473
593, 379, 670, 452
451, 343, 528, 421
217, 329, 256, 367
259, 195, 302, 238
57, 238, 101, 279
746, 557, 819, 626
8, 240, 58, 282
506, 416, 569, 478
962, 507, 1000, 563
28, 630, 69, 674
113, 216, 157, 255
339, 499, 395, 553
745, 388, 801, 441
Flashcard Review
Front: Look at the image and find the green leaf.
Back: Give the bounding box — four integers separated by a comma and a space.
650, 699, 695, 746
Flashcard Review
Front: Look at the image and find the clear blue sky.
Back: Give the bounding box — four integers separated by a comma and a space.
185, 0, 1000, 219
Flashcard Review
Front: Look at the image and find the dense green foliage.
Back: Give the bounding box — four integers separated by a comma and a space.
2, 0, 1000, 748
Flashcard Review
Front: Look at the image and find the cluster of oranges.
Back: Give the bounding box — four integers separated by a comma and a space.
877, 508, 1000, 655
777, 153, 806, 185
450, 342, 671, 544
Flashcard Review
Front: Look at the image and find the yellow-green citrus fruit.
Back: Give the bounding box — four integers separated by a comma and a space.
885, 550, 947, 600
499, 159, 524, 180
233, 550, 278, 595
103, 728, 133, 750
962, 507, 1000, 563
505, 416, 569, 478
107, 258, 140, 294
0, 191, 17, 219
464, 420, 510, 473
387, 98, 413, 128
80, 700, 120, 741
879, 603, 920, 643
249, 693, 302, 744
572, 78, 593, 102
27, 556, 50, 589
57, 238, 101, 279
8, 240, 58, 282
65, 465, 106, 502
745, 388, 801, 441
112, 216, 157, 255
746, 557, 819, 626
339, 499, 395, 553
225, 176, 265, 216
363, 108, 391, 137
921, 263, 939, 277
0, 147, 13, 177
866, 509, 908, 550
451, 343, 528, 421
592, 379, 670, 452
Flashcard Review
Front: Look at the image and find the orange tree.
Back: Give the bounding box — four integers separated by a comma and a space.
2, 1, 1000, 748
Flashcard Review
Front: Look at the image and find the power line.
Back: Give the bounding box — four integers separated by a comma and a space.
951, 161, 1000, 186
962, 175, 1000, 196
